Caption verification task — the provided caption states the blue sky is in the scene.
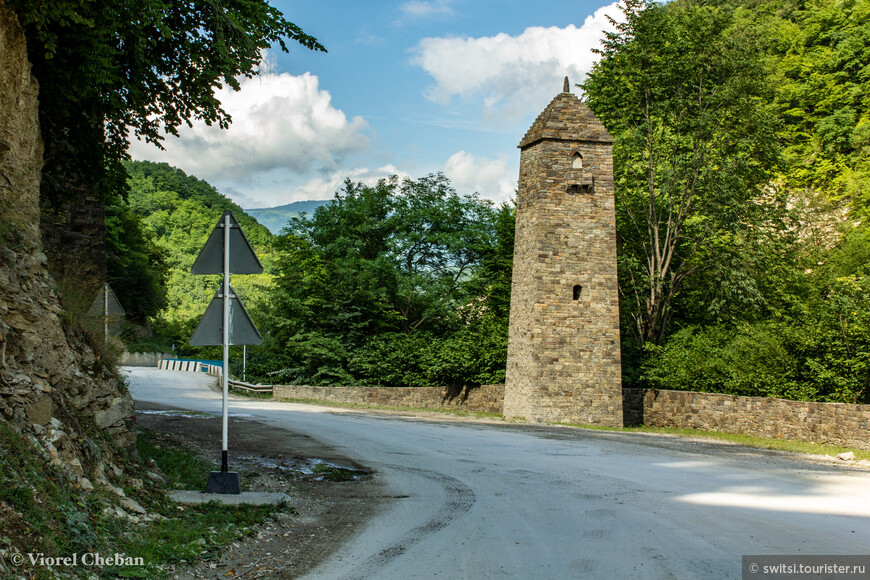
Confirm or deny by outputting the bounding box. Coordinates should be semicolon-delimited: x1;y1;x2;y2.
129;0;622;208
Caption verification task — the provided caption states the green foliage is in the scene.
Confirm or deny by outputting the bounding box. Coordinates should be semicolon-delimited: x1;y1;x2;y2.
11;0;324;210
105;194;168;325
123;160;273;354
795;275;870;403
643;268;870;403
348;333;435;388
583;0;782;349
760;0;870;217
252;174;511;388
426;318;509;387
642;323;804;399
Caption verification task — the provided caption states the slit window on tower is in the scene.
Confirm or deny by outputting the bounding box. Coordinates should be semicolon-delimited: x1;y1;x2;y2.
573;285;582;300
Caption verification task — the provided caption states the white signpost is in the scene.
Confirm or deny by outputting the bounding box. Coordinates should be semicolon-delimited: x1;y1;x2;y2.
190;210;263;494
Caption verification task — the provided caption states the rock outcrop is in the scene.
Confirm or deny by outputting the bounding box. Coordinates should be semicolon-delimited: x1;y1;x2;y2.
0;1;135;492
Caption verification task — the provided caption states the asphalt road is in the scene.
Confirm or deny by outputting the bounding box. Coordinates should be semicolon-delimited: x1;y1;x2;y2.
126;368;870;579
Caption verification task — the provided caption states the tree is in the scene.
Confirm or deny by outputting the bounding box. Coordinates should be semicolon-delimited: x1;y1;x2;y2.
10;0;324;207
104;194;168;325
256;174;506;387
464;202;515;322
763;0;870;217
292;174;496;335
582;0;781;347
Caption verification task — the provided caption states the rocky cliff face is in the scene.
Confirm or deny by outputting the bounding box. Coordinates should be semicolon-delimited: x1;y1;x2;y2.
0;1;135;492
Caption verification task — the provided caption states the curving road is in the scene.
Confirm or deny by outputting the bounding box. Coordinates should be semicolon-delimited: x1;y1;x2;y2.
126;368;870;579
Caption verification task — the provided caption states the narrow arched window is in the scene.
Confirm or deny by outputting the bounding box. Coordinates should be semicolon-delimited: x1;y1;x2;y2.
572;153;583;169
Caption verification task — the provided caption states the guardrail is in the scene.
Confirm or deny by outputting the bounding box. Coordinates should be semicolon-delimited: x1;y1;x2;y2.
227;379;272;393
158;359;273;394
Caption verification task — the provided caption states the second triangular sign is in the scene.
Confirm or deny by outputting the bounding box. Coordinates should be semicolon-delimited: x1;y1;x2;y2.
189;283;264;346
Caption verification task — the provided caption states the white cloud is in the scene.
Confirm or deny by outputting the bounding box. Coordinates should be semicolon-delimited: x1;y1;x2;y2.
128;69;369;185
283;164;415;204
400;0;454;18
411;2;623;120
442;151;516;202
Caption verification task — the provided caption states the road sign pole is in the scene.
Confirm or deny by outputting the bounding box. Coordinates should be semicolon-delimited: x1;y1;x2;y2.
192;210;261;494
221;212;230;473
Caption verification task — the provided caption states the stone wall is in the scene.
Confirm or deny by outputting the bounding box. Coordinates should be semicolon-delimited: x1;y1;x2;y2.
120;351;168;367
273;384;505;414
271;380;869;450
624;388;870;450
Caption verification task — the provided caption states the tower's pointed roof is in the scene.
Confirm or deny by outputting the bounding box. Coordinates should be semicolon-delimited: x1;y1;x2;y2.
519;78;613;149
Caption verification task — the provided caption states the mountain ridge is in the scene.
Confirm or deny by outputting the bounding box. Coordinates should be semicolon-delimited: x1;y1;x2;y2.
244;200;332;234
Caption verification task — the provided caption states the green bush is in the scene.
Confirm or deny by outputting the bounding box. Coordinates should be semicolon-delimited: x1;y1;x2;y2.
349;332;435;388
795;276;869;403
642;275;870;403
642;323;804;399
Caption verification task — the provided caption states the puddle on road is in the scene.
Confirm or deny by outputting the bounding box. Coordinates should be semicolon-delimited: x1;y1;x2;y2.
238;455;368;482
136;409;255;420
137;410;367;482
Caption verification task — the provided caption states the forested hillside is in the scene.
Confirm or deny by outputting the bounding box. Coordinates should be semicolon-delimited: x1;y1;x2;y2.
244;200;332;234
113;161;273;354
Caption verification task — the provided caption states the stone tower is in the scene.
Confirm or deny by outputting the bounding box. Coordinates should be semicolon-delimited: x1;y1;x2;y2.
503;78;623;427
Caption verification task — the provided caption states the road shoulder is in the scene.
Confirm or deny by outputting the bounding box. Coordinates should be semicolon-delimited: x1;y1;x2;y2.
135;402;386;579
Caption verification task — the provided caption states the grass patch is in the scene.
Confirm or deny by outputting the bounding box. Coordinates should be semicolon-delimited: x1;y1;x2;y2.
0;424;291;579
311;463;365;482
621;425;870;460
275;396;503;419
98;501;285;578
229;388;273;399
136;429;215;490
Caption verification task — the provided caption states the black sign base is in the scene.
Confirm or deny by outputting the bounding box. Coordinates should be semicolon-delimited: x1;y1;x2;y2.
205;471;241;494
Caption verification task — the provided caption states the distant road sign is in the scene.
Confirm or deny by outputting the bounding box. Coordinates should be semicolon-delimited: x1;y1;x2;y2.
191;210;264;275
189;283;264;346
87;283;126;317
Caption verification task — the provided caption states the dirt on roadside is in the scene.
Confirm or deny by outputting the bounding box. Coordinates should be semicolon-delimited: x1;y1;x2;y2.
134;402;386;579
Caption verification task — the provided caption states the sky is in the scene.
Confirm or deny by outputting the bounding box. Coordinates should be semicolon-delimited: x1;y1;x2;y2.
128;0;623;209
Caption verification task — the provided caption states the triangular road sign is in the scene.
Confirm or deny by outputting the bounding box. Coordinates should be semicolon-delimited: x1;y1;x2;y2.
191;210;264;275
87;283;126;316
189;283;264;346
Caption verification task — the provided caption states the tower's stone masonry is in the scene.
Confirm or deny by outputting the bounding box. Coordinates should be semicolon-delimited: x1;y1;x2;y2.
503;83;623;426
